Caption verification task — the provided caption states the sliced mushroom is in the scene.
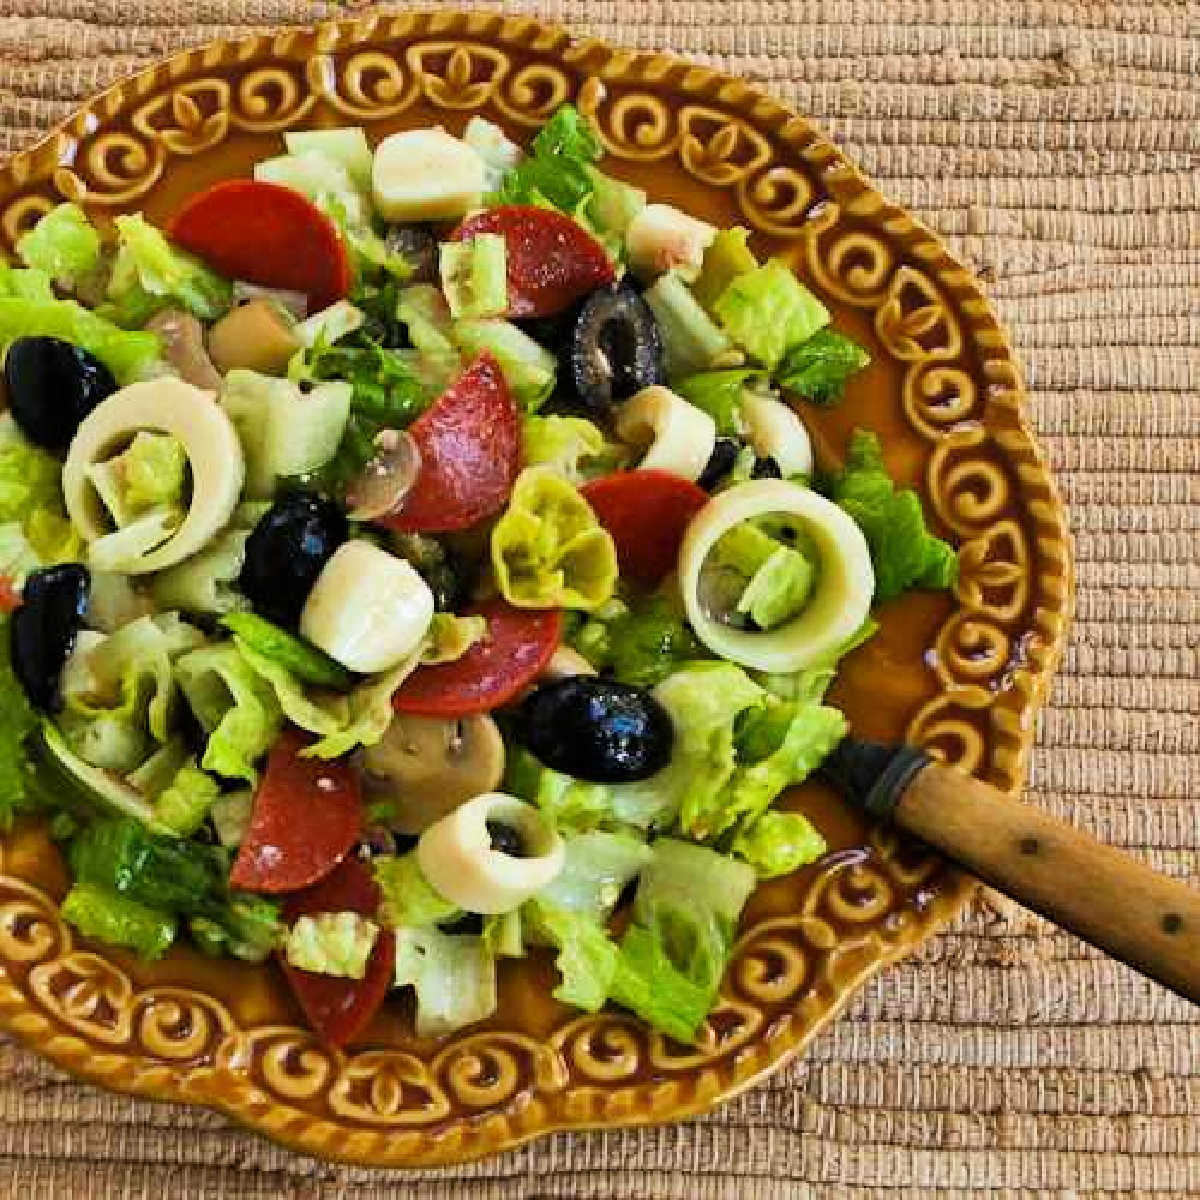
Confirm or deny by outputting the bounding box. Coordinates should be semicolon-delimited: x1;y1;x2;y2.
207;297;302;377
362;713;505;835
145;308;222;391
416;792;564;914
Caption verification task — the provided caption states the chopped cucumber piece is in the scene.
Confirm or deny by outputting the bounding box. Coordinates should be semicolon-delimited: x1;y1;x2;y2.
439;234;508;319
284;128;374;191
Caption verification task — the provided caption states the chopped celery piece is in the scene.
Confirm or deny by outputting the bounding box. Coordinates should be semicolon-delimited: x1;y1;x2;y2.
642;271;732;377
284;127;374;191
453;319;555;410
439;234;508;319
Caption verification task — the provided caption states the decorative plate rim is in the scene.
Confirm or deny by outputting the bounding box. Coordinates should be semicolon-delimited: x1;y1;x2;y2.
0;9;1073;1168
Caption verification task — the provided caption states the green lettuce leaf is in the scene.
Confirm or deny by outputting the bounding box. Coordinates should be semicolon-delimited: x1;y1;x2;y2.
754;615;879;703
0;415;83;572
692;226;758;312
0;266;54;302
521;414;621;482
16;203;103;291
0;297;159;383
0;615;44;831
284;911;379;979
525;898;620;1012
393;925;497;1037
222;612;351;689
490;104;604;212
534;830;651;923
102;213;232;326
152;759;220;836
374;853;461;928
730;809;826;878
61;880;176;960
673;369;763;436
776;327;870;406
825;428;958;602
712;259;829;370
174;641;283;783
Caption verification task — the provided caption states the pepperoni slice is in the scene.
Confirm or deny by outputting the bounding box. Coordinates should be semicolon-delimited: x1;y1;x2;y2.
393;598;562;717
451;205;615;318
0;576;20;614
230;728;362;894
580;470;711;588
279;854;395;1048
168;180;351;313
383;353;520;534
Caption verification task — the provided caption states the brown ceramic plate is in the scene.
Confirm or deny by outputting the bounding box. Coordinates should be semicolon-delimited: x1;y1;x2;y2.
0;11;1071;1167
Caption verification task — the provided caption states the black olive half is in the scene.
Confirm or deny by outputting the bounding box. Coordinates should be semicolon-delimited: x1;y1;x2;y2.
4;337;117;453
518;676;674;784
697;437;740;491
486;820;526;858
238;494;347;628
568;283;665;414
750;455;782;480
11;564;90;712
438;911;484;936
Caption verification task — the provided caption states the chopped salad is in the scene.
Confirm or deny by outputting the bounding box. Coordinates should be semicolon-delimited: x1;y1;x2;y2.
0;107;957;1046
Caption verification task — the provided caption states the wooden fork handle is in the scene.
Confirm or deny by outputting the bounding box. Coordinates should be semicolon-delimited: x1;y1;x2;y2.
896;763;1200;1004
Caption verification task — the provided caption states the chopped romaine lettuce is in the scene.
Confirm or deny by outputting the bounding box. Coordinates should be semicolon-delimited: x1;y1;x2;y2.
61;880;176;959
16;203;103;291
87;507;181;574
152;759;219;836
570;588;704;688
374;853;461;928
453;319;555;410
521;415;622;482
0;415;82;570
504;747;614;832
525;898;619;1012
0;615;44;831
824;428;958;602
285;911;379;979
633;838;756;931
102;213;232;326
189;891;283;962
483;908;524;959
150;528;250;617
294;299;364;349
490;103;604;212
0;522;41;589
396;283;457;359
736;543;816;630
0;266;54;302
731;809;826;878
0;297;159;384
712;259;829;370
776;327;870;406
124;737;188;797
491;466;618;611
534;830;651;922
174;641;283;783
210;789;254;848
439;234;508;319
643;271;732;377
222;612;351;689
753;616;878;703
393;925;497;1037
673;369;763;436
692;226;758;312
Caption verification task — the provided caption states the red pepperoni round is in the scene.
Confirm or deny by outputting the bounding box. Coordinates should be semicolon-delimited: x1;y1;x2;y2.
452;205;615;318
279;854;395;1048
168;180;351;313
393;598;562;718
230;728;362;894
383;353;520;534
580;470;711;588
0;576;20;614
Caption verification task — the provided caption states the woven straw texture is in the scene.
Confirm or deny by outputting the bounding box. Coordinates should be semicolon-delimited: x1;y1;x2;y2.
1;2;1198;1196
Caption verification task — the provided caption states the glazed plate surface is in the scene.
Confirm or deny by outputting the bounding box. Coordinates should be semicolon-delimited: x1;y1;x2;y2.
0;11;1071;1167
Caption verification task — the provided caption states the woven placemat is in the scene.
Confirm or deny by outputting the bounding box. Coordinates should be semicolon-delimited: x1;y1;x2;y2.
2;2;1198;1196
